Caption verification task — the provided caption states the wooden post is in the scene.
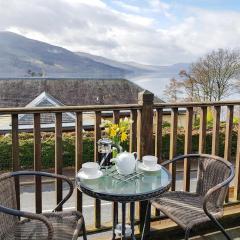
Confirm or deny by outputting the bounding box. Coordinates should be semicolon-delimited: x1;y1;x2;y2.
130;110;137;153
169;108;178;191
34;113;42;213
224;105;234;202
234;117;240;200
12;114;20;210
155;108;163;216
137;90;154;158
212;106;221;155
199;107;207;154
94;111;101;228
155;108;163;163
55;113;63;211
137;90;154;236
113;110;120;226
75;112;83;212
113;110;120;124
184;107;193;192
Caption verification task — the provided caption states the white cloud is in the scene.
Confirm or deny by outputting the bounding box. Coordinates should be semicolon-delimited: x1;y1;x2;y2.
1;1;240;65
114;1;141;13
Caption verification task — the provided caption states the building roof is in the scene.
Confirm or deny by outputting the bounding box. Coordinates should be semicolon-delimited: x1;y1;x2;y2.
18;91;76;125
0;78;162;108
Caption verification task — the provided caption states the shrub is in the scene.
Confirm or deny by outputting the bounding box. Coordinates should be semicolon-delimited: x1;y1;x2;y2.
0;133;94;171
0;129;237;171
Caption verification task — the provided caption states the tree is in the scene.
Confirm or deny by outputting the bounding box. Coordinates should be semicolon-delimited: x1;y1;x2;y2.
180;49;240;101
163;78;183;102
179;70;198;102
26;69;45;77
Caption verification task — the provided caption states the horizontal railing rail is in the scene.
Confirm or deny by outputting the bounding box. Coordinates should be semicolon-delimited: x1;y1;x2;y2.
154;100;240;108
0;104;141;114
1;99;240;113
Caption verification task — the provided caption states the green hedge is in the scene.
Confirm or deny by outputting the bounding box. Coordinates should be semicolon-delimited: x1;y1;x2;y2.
0;129;238;171
160;130;238;160
0;133;94;170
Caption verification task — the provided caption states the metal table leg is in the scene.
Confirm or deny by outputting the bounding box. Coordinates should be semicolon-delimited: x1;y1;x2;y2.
141;200;151;240
122;202;126;240
112;202;118;240
130;202;136;240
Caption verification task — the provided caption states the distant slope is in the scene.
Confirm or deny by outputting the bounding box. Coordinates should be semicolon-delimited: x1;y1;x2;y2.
76;52;190;77
0;31;130;78
75;51;146;74
125;61;190;74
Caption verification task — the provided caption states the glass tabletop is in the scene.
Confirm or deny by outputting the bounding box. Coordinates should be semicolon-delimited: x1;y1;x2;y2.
76;165;172;202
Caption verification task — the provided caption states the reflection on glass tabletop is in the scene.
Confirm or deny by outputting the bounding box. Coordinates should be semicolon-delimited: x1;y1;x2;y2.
76;165;171;201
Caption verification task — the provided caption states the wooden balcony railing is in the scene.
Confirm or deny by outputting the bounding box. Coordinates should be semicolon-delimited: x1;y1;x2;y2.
1;90;240;235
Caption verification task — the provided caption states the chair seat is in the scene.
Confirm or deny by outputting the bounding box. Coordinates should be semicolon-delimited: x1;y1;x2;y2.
151;191;222;230
2;210;83;240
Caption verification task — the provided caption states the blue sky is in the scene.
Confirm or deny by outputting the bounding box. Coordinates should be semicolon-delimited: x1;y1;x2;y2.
104;0;240;27
1;0;240;65
105;0;240;11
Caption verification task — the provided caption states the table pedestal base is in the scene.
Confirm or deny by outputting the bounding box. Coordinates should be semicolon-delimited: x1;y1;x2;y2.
112;202;136;240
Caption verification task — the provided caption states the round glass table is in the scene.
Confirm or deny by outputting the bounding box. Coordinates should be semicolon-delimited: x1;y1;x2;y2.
76;165;171;240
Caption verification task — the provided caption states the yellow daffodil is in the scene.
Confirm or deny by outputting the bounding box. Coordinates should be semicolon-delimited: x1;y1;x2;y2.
102;117;131;144
120;126;126;132
121;132;128;142
110;128;117;137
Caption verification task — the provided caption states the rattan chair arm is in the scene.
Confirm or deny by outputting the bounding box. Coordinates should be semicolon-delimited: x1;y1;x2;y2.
0;205;54;240
161;153;201;167
203;164;235;215
6;171;74;212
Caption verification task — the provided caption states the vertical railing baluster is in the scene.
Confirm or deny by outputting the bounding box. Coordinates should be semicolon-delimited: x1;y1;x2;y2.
234;112;240;200
94;111;101;228
154;108;163;216
34;113;42;213
155;108;163;163
169;108;178;191
224;105;234;202
12;114;20;210
184;107;193;192
199;107;207;154
113;110;120;124
137;108;142;161
212;106;221;155
130;110;137;153
129;109;138;221
75;112;83;212
113;110;120;227
55;112;63;211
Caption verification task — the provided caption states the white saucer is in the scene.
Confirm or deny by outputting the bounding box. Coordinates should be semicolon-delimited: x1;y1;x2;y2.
138;162;162;172
77;169;103;180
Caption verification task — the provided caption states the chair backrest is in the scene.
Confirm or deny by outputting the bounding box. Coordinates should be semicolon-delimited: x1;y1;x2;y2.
196;155;232;208
0;174;18;237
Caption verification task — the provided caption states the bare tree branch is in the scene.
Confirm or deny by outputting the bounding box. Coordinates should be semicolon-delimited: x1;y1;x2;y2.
179;48;240;101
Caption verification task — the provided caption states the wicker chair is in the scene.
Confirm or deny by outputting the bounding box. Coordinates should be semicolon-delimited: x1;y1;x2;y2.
0;171;87;240
151;154;234;240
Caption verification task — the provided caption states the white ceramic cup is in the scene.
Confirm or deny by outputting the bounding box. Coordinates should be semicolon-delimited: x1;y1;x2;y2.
82;162;100;176
142;155;158;168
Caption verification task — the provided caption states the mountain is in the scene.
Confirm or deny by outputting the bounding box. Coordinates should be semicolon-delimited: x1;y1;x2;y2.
0;31;130;78
0;31;190;79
